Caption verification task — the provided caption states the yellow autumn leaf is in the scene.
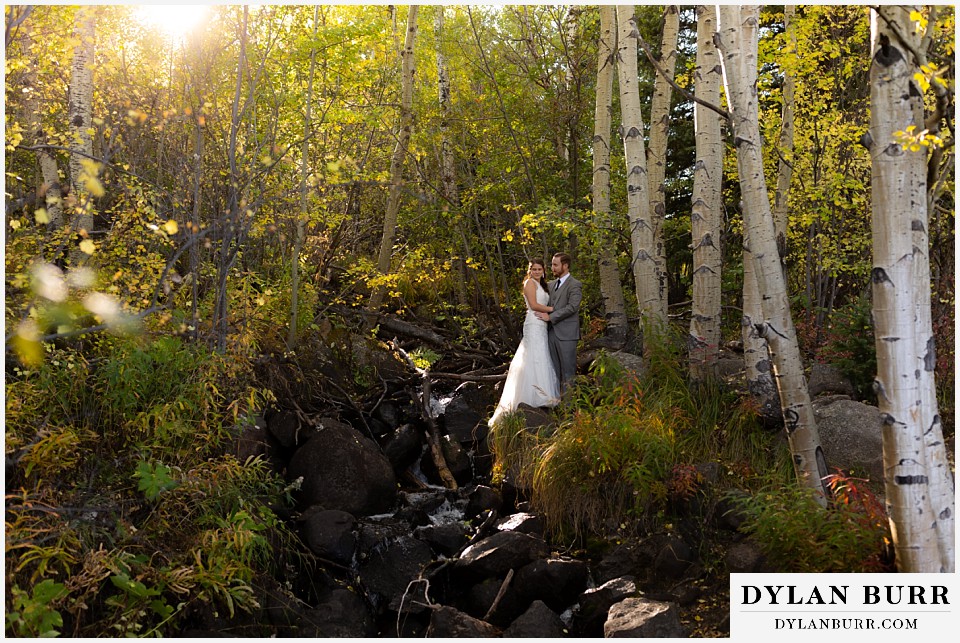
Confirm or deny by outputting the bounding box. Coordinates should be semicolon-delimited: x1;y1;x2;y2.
79;239;97;255
34;208;49;224
13;320;43;367
10;219;21;230
83;174;105;197
163;220;179;235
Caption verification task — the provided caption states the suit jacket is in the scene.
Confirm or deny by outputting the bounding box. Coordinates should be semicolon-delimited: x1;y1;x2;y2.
548;275;582;341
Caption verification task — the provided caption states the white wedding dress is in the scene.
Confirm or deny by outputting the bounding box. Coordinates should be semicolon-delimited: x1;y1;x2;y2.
489;281;560;426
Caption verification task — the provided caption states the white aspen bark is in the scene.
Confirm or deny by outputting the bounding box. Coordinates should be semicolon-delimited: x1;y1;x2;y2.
616;6;662;330
869;5;943;573
593;5;627;345
688;5;722;381
21;27;63;228
647;5;679;321
436;7;470;310
369;5;418;313
716;5;826;504
68;6;95;250
287;6;320;350
772;5;796;248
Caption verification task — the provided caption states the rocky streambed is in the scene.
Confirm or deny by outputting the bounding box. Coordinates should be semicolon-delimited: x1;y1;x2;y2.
180;343;890;638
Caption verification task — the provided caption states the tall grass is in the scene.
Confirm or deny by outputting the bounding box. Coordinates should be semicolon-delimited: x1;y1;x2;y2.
488;331;792;541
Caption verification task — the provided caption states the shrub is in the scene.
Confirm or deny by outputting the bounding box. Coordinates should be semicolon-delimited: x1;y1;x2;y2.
731;471;892;572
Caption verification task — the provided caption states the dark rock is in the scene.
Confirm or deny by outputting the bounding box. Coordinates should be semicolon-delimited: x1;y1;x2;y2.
726;539;767;573
358;536;434;612
503;600;566;638
266;409;306;448
592;542;649;585
696;461;721;485
717;357;744;377
401;490;448;514
296;588;375;637
426;606;500;638
374;400;401;428
393;505;431;528
455;531;550;579
495;512;545;537
808;363;855;398
812;397;884;484
443;382;495;445
465;485;502;519
573;576;637;637
604;597;684;638
515;403;555;432
714;491;750;532
357;518;411;554
300;509;357;567
415;523;469;557
287;418;397;516
460;576;502;620
672;580;704;606
234;422;275;465
608;350;646;378
653;535;694;580
421;436;472;486
382;423;424;473
511;558;589;612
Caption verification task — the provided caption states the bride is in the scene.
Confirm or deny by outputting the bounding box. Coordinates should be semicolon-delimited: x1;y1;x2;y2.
489;259;560;426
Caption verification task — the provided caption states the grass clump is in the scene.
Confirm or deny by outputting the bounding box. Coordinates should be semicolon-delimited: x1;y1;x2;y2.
490;334;791;541
730;471;892;572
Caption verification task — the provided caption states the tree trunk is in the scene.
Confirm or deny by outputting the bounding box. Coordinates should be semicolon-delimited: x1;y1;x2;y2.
772;5;796;250
369;5;418;313
688;5;722;381
646;5;679;320
615;6;661;331
20;26;64;230
287;6;320;350
868;5;946;572
716;5;827;504
67;6;95;261
593;5;627;346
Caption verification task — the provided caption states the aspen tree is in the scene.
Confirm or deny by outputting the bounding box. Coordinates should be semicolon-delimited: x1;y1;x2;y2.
868;5;947;572
688;5;723;381
593;5;628;346
369;6;419;313
716;5;827;503
616;6;662;330
68;7;95;261
647;5;680;321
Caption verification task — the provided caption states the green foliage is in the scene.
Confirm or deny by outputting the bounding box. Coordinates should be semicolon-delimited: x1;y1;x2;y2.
134;460;180;500
732;471;892;572
6;579;69;637
492;334;791;541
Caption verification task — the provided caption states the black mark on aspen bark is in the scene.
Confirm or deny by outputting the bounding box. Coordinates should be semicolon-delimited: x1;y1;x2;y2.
895;475;928;485
874;34;903;66
871;267;892;284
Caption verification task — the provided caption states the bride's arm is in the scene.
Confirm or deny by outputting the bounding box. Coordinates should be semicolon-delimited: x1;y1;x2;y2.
523;279;553;313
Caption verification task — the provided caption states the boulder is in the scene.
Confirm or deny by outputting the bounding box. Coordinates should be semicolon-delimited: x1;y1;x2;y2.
573;576;637;637
607;350;646;378
382;423;423;473
465;485;503;519
426;606;500;638
604;597;684;638
503;600;566;638
266;409;308;449
358;536;434;612
300;509;357;566
421;435;472;486
510;558;589;612
653;535;695;580
495;512;545;537
812;397;883;483
807;363;855;398
415;523;469;557
296;588;375;637
287;418;397;516
455;531;550;579
713;490;750;532
442;382;495;445
234;422;277;467
725;539;767;573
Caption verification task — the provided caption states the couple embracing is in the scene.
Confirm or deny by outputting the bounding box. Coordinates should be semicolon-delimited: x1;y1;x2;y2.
489;253;582;426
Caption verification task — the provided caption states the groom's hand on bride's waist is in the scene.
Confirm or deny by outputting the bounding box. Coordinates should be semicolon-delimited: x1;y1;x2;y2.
534;311;550;321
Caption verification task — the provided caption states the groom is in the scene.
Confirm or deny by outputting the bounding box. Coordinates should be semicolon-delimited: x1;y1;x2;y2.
535;252;582;393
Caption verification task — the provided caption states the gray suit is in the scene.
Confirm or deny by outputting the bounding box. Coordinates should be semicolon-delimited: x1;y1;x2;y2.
547;274;582;391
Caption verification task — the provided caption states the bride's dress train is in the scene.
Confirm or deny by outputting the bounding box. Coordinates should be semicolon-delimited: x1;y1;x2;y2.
489;284;559;425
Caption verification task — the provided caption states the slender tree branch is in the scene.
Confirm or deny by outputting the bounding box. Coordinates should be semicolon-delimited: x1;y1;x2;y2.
636;32;731;122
